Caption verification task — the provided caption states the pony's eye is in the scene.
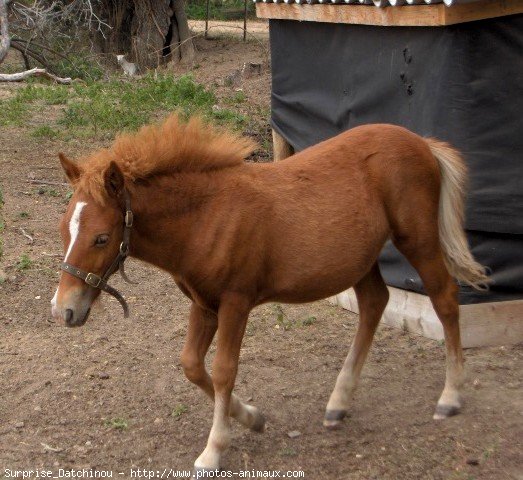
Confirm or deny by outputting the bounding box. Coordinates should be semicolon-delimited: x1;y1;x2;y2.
94;234;109;247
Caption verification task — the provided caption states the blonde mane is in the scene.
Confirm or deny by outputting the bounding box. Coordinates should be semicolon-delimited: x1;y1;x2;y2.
77;114;256;204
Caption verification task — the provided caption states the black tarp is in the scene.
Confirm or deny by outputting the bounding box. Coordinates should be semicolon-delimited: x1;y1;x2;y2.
270;15;523;304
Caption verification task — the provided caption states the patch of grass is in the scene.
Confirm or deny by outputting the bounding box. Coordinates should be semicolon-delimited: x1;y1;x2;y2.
224;91;247;105
0;98;30;126
211;107;246;127
31;125;59;139
1;74;247;139
55;54;104;81
36;186;61;197
273;304;293;331
273;305;316;331
16;83;69;105
17;211;30;219
104;417;128;430
300;316;316;327
58;73;231;137
171;404;189;418
17;253;33;271
279;447;297;457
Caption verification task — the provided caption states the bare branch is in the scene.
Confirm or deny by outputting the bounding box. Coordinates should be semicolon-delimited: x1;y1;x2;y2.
19;227;34;244
0;66;71;83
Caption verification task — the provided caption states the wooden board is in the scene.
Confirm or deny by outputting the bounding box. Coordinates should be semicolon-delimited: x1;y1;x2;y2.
331;287;523;348
256;0;523;26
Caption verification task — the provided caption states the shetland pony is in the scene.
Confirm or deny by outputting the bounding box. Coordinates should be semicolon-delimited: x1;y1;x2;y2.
51;114;487;473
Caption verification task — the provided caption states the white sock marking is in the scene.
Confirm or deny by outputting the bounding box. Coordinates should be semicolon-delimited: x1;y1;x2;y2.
64;201;87;262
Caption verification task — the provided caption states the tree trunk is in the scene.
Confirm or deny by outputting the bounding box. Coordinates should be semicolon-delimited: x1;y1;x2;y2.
171;0;195;63
131;0;171;69
93;0;195;71
0;0;11;65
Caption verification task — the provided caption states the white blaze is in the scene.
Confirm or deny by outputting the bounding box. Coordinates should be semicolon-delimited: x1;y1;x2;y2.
64;201;87;262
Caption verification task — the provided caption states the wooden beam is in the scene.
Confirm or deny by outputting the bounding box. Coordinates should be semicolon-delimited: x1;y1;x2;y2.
256;0;523;26
331;287;523;348
272;129;294;160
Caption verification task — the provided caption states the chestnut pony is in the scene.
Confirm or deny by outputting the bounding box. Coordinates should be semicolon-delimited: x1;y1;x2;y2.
52;114;487;473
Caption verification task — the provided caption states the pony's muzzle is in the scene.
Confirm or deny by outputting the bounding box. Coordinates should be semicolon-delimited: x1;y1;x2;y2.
52;284;98;327
64;307;91;327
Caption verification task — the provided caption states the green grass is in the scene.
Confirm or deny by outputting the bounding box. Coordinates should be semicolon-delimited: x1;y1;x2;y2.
224;91;246;105
16;211;30;219
104;417;128;430
31;125;59;139
0;74;245;138
171;404;189;418
54;54;104;81
36;186;61;197
0;98;30;126
279;447;297;457
273;304;317;331
16;253;33;271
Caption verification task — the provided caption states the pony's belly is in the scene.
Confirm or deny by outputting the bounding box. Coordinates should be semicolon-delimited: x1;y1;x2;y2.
258;262;371;305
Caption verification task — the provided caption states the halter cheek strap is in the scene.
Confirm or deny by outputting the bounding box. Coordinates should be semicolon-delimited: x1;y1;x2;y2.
60;190;135;318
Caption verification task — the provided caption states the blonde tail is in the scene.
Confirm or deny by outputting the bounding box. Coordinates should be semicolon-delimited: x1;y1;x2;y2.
426;139;489;290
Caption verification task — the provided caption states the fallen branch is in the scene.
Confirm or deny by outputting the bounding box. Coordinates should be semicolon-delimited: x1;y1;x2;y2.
28;179;68;187
0;67;71;83
42;252;62;258
41;442;63;453
19;227;34;244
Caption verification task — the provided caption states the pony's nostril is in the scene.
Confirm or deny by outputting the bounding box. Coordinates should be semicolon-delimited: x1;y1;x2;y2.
65;309;73;324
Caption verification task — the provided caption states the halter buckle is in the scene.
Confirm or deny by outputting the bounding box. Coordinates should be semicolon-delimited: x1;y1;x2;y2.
119;242;130;255
85;272;102;288
125;210;133;227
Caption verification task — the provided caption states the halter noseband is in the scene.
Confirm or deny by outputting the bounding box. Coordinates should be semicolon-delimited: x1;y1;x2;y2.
60;190;135;318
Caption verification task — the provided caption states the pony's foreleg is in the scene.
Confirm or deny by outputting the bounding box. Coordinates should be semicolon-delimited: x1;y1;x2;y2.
193;295;252;473
324;264;389;429
180;303;265;431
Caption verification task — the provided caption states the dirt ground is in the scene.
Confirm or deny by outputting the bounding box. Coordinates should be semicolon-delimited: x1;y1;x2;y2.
0;24;522;480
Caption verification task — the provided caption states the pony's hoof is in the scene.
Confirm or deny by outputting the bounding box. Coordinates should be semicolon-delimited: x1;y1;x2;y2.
433;403;461;420
323;409;347;429
250;411;266;433
192;467;220;479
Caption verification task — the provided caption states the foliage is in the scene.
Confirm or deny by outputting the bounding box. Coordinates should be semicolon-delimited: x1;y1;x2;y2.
186;0;255;20
54;54;104;81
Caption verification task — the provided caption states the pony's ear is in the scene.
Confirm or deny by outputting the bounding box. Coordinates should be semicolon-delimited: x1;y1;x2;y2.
59;152;82;184
104;161;125;198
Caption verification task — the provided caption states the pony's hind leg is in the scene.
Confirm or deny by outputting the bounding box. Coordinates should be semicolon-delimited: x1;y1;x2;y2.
394;239;464;420
180;302;265;432
324;263;389;429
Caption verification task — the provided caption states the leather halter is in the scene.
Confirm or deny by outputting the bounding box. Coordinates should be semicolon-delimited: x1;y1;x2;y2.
60;191;135;318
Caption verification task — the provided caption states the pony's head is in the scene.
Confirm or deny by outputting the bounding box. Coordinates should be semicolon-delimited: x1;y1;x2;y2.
51;153;128;327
